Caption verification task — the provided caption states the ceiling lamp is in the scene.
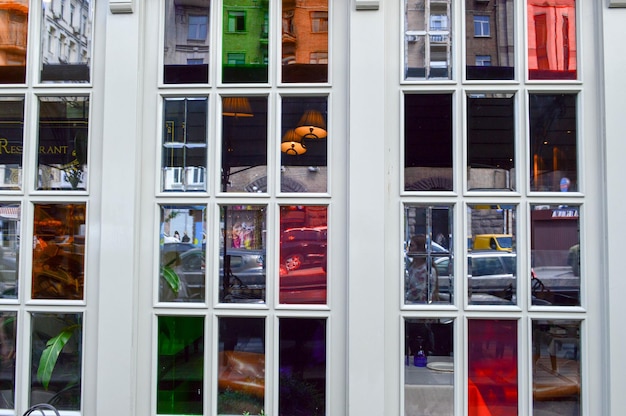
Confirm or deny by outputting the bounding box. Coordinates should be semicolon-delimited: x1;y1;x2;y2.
281;130;306;155
294;109;327;139
222;97;254;117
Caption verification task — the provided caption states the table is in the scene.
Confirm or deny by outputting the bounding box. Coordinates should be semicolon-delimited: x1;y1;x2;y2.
404;357;454;416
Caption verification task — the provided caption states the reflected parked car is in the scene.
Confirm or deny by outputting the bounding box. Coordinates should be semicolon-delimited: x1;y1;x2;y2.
280;226;327;271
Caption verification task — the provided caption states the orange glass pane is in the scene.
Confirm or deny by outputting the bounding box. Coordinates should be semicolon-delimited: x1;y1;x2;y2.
32;203;85;300
0;0;28;84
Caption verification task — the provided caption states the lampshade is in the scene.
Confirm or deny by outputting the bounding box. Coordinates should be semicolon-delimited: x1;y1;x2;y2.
281;130;307;155
294;109;327;139
222;97;254;117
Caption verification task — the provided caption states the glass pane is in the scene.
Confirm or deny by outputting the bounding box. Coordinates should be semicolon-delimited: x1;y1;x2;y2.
404;204;453;305
279;205;327;304
0;311;16;408
157;316;204;415
468;319;517;415
219;205;266;303
40;0;93;83
162;98;208;192
0;97;24;190
221;96;267;193
37;96;89;191
0;1;28;84
159;205;207;302
163;0;211;84
404;94;453;191
0;203;19;299
30;313;82;410
530;205;580;306
32;203;86;300
280;96;328;193
529;93;577;192
465;0;514;80
467;93;515;191
279;318;326;415
404;0;452;80
222;0;269;83
468;204;517;305
218;317;265;414
527;0;577;80
532;320;580;414
404;318;454;414
281;0;328;83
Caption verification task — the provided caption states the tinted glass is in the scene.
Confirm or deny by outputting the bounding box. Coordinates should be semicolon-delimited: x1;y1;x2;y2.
467;93;515;191
281;0;328;83
404;94;453;191
163;0;210;84
529;93;577;192
280;96;328;193
530;205;580;306
0;203;19;299
37;96;89;191
465;0;515;80
32;203;86;300
162;97;208;192
40;0;93;83
0;311;16;408
0;97;24;190
0;1;28;83
527;0;576;80
279;205;327;304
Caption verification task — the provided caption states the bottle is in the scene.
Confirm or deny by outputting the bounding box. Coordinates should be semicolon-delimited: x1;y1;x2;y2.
414;339;427;367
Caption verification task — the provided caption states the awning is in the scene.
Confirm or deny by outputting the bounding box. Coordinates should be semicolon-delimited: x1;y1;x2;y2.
0;206;20;220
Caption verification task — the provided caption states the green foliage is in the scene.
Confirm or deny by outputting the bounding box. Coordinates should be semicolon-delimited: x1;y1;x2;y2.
161;264;180;294
37;324;80;390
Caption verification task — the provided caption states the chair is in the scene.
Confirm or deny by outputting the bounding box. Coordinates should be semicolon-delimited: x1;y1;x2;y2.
22;403;60;416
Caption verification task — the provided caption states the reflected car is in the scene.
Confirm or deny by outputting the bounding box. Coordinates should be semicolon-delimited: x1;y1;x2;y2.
472;234;513;252
280;226;327;271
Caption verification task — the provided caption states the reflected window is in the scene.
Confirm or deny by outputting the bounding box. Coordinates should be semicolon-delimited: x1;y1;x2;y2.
228;11;245;32
280;97;328;193
0;311;16;407
0;0;28;84
219;205;266;303
159;205;207;303
162;98;208;192
529;93;577;192
528;0;577;80
404;94;452;191
279;205;327;304
282;0;328;83
163;0;210;84
40;0;93;83
157;316;204;415
0;203;19;299
218;317;265;413
404;205;453;305
221;96;267;193
467;93;515;191
32;203;85;300
0;97;24;190
37;96;89;191
475;55;491;66
404;318;454;414
530;205;580;306
474;15;490;37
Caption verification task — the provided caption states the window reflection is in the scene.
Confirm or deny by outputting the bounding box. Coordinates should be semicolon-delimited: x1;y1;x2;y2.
32;203;85;300
222;0;269;83
157;316;204;415
468;204;517;305
532;320;580;414
404;0;452;80
282;0;328;83
404;318;454;415
218;317;265;414
528;0;577;80
404;204;453;305
40;0;93;83
159;205;207;303
0;97;24;190
404;94;453;191
531;205;580;306
529;93;577;192
280;96;327;193
465;0;515;80
0;311;16;408
219;205;266;303
163;0;210;84
0;0;28;84
467;93;515;191
0;203;19;299
279;205;327;304
37;96;89;191
468;319;518;415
